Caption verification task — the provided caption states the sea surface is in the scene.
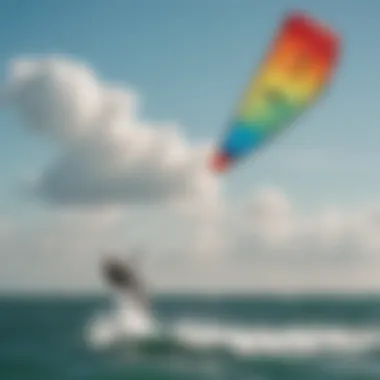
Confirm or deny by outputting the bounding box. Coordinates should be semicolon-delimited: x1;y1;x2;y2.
2;294;380;379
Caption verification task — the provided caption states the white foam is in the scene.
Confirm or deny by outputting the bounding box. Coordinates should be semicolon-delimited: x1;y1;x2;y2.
85;298;380;357
85;295;157;348
171;321;380;356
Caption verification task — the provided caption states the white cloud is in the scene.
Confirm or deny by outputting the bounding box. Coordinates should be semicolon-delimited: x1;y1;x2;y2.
5;56;220;210
2;55;380;293
243;187;295;248
0;185;379;293
228;187;380;276
0;208;123;293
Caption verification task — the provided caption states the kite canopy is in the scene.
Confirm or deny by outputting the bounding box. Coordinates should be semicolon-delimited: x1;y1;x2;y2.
210;12;341;173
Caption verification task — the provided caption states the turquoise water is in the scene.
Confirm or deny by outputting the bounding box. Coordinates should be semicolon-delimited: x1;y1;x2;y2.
2;295;380;379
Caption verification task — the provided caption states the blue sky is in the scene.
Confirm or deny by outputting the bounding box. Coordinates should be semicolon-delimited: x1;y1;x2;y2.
0;0;380;292
0;0;378;216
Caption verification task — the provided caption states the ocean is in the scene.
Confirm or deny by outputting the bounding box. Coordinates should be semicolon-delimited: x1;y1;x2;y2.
2;295;380;380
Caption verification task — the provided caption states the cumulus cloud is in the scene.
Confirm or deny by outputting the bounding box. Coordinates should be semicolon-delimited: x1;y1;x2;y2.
2;55;380;293
232;187;380;269
4;56;220;209
144;187;380;293
0;208;124;293
0;185;380;293
243;187;295;248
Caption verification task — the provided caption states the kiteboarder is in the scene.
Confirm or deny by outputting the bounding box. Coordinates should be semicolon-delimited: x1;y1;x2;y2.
101;254;149;311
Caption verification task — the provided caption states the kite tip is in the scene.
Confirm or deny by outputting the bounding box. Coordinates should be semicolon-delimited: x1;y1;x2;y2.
209;152;231;173
287;10;340;45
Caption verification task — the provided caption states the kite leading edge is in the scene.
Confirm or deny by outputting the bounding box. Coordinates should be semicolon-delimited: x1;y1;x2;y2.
210;12;341;173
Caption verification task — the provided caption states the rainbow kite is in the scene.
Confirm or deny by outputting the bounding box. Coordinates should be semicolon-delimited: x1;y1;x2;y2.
210;12;341;172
